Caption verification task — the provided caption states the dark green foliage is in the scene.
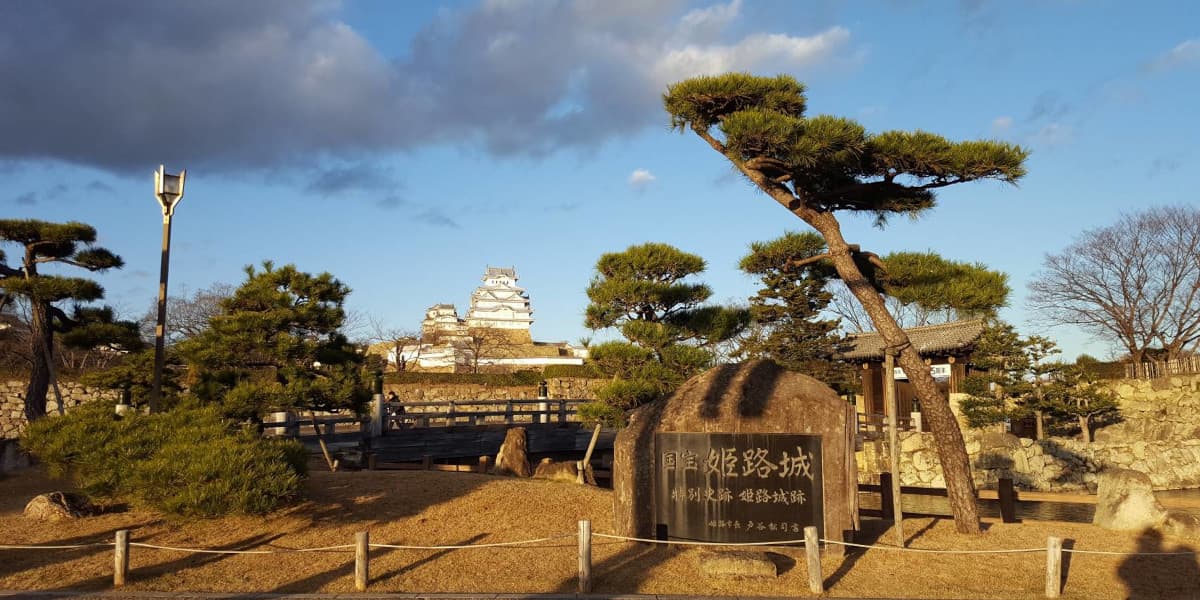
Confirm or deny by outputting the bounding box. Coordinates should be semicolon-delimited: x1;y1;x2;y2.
959;322;1035;428
0;219;137;421
737;231;852;389
21;403;305;516
1040;363;1121;442
80;349;184;408
584;244;748;419
664;74;1028;223
179;262;370;421
877;252;1009;318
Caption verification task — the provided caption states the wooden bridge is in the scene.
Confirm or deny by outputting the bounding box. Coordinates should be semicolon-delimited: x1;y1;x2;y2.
264;399;616;470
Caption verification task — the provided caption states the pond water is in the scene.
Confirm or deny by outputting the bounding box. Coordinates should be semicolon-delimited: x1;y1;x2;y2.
860;488;1200;523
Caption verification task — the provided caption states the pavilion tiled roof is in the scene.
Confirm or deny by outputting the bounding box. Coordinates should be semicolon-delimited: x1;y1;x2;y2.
841;319;986;361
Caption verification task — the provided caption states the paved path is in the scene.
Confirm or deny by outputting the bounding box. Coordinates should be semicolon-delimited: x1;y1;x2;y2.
1;593;891;600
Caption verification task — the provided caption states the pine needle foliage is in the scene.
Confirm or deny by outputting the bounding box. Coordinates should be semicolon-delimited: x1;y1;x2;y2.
737;231;852;390
0;219;138;421
179;262;369;422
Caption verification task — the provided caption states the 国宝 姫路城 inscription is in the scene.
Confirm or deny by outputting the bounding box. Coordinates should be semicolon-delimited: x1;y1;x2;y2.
655;432;823;543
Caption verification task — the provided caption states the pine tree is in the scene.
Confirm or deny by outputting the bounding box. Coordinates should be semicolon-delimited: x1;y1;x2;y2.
583;243;747;422
179;262;369;422
737;231;851;388
665;73;1028;533
0;219;136;421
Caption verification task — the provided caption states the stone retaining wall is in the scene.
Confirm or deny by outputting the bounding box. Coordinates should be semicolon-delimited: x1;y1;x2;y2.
859;430;1200;493
383;377;604;402
858;373;1200;492
0;380;119;440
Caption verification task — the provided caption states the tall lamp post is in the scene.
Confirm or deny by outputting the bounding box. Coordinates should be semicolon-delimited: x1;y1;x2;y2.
150;165;186;413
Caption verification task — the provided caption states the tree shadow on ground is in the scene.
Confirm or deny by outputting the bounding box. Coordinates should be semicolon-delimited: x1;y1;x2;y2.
0;523;159;579
550;540;674;594
369;533;487;587
1115;529;1200;599
47;532;284;591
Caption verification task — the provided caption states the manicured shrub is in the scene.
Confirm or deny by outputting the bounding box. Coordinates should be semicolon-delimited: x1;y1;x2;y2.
22;404;306;516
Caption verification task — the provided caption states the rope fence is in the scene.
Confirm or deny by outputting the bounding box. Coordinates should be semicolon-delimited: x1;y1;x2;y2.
4;521;1196;596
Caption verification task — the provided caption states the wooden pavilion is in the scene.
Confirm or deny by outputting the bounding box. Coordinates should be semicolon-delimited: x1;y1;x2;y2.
841;319;986;424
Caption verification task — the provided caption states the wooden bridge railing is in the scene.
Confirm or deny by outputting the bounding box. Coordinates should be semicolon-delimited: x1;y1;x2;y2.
385;399;588;429
857;412;916;440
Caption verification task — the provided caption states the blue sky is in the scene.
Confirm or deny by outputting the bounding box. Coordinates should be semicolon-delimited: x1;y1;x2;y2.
1;0;1197;361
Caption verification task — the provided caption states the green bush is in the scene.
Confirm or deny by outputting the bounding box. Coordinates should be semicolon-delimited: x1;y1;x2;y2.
577;401;626;428
22;404;306;516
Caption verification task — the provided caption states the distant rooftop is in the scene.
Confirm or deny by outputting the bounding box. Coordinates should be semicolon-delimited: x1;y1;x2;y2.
841;319;986;361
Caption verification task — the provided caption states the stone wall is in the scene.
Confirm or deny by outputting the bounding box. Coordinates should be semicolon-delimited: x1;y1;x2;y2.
860;430;1200;493
384;377;605;403
1;379;120;440
857;373;1200;492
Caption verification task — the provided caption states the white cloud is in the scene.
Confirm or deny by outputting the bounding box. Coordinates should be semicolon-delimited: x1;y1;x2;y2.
991;116;1013;133
0;1;856;171
1145;39;1200;73
652;28;851;83
628;168;657;188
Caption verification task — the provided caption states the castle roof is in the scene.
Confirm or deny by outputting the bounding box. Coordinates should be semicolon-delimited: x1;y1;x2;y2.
484;266;517;280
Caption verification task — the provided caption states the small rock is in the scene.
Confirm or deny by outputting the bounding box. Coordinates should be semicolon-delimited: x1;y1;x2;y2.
697;551;778;578
24;492;94;522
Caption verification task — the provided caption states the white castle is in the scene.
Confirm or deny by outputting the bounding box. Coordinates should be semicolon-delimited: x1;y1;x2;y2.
390;267;586;373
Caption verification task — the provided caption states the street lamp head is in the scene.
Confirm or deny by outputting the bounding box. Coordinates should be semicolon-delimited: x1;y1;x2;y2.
154;164;186;216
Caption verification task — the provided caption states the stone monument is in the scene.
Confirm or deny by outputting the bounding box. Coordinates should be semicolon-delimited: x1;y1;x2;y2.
614;360;858;547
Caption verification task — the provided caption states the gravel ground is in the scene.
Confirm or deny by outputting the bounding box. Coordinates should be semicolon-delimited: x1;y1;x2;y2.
2;468;1198;599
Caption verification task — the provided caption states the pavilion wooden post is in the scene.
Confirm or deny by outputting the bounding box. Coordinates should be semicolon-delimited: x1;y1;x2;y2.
884;352;904;546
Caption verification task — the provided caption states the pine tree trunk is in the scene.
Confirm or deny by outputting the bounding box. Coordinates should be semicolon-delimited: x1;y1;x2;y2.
24;301;52;422
1035;410;1045;440
1079;415;1091;443
815;215;982;534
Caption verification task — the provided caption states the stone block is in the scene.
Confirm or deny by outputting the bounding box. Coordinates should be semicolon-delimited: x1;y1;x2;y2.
1093;469;1167;531
697;551;778;579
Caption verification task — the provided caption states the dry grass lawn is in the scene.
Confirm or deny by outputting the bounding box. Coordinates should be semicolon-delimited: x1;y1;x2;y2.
2;467;1198;598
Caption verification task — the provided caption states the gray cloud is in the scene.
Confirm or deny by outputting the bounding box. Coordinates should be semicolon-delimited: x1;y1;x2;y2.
305;163;403;197
414;209;459;228
1025;91;1071;123
0;0;853;174
15;192;37;205
85;180;116;194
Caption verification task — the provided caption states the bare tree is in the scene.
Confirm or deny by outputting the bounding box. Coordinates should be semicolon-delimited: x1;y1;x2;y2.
1029;206;1200;364
139;283;233;344
462;327;517;373
365;313;421;372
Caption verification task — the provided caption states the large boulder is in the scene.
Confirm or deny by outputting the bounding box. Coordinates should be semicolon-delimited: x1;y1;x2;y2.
1093;469;1168;531
24;492;94;522
613;359;857;543
493;427;532;477
533;458;594;484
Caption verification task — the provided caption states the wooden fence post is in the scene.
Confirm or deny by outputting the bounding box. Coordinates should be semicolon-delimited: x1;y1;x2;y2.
370;394;384;438
505;401;514;424
422;455;432;470
998;477;1017;523
804;525;823;593
113;529;129;587
1045;536;1062;598
478;455;492;473
879;472;895;520
355;531;370;592
558;400;568;424
578;520;592;593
